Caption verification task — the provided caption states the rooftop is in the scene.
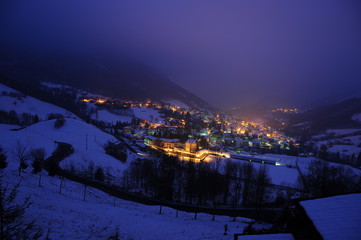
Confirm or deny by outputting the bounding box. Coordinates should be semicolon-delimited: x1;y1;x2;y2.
300;193;361;240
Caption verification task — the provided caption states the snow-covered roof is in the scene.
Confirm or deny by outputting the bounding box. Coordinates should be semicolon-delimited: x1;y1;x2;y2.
300;193;361;240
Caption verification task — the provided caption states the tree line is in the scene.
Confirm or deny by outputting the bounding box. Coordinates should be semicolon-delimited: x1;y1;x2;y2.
121;155;273;207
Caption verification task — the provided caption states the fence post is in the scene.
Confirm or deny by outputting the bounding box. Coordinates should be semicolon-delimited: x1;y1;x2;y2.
38;170;42;187
83;185;87;201
194;205;198;220
59;177;64;194
232;206;236;222
212;205;215;221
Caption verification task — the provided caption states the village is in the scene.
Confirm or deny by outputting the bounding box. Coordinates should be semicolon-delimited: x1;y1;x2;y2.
81;95;298;163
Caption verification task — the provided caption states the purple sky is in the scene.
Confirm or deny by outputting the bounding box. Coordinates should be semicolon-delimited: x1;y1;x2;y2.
2;0;361;108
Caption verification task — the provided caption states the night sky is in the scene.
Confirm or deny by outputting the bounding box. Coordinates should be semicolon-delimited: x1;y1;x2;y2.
1;0;361;109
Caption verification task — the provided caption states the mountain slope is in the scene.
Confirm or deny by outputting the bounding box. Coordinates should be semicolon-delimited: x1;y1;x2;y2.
286;98;361;136
0;53;214;111
0;83;78;120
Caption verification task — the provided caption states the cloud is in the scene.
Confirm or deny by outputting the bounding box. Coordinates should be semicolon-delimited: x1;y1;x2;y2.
2;0;361;108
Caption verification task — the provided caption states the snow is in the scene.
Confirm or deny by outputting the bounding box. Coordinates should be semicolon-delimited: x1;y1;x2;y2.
0;83;78;120
0;123;21;131
164;99;190;110
343;135;361;145
0;118;127;177
292;122;310;127
0;83;20;92
300;193;361;240
1;168;250;240
295;155;361;177
325;129;361;136
351;113;361;123
230;153;301;186
312;129;361;158
94;109;132;123
236;234;294;240
267;166;299;187
327;145;361;156
217;156;300;187
232;159;300;187
41;81;73;89
131;107;164;124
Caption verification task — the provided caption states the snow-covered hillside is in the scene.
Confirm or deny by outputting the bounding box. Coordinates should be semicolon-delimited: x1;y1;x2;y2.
1;166;249;240
0;83;78;120
131;107;165;124
352;113;361;124
93;109;132;124
163;99;190;110
311;129;361;162
89;107;165;125
228;154;300;187
325;128;361;136
0;118;130;177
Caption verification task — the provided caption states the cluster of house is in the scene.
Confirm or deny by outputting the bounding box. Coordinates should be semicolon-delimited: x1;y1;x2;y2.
144;136;198;153
131;113;294;155
82;94;296;155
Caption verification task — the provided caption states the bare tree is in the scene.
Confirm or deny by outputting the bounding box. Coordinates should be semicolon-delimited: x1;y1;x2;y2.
0;178;42;239
30;148;46;186
241;162;256;206
11;141;30;176
305;159;359;197
0;146;7;169
255;165;270;207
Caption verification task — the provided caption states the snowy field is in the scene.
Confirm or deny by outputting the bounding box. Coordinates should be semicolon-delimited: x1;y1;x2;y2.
41;81;74;90
314;136;361;157
93;109;133;124
163;99;190;110
295;155;361;177
352;113;361;124
131;107;164;124
327;144;361;156
1;167;250;240
0;83;78;120
209;155;300;187
325;128;361;136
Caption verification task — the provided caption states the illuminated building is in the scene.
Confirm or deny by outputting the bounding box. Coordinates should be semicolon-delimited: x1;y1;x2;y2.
184;139;198;153
144;136;180;149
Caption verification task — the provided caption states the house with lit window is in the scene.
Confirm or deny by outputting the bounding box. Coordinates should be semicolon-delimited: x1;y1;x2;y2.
184;139;198;153
144;136;180;149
